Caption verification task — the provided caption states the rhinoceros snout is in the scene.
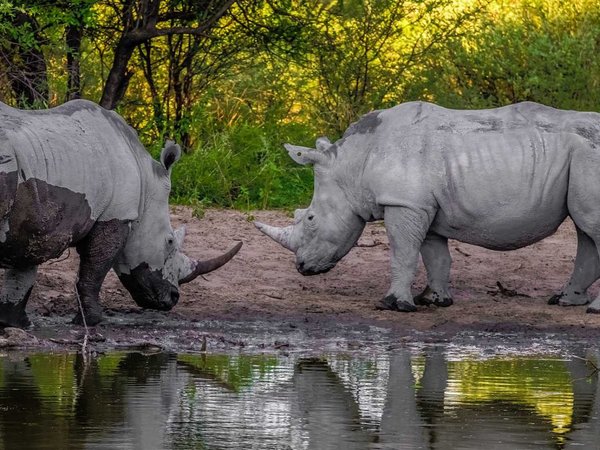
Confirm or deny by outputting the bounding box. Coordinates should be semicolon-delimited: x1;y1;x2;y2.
169;287;180;306
143;286;179;311
296;259;334;276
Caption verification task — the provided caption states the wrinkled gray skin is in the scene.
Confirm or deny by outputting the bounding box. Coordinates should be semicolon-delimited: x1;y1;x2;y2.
256;101;600;314
0;100;241;328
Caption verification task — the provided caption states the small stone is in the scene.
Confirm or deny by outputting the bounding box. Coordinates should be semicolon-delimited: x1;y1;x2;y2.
0;327;39;347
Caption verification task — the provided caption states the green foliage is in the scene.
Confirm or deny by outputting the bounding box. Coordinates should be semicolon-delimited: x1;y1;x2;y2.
411;0;600;111
169;120;315;209
177;353;279;392
2;0;600;209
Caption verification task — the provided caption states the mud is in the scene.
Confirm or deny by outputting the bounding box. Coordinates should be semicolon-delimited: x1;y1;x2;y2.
7;207;600;353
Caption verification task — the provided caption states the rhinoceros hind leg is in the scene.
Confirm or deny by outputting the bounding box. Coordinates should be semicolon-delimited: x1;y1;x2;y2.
73;220;129;326
0;266;37;328
550;226;598;307
418;234;453;307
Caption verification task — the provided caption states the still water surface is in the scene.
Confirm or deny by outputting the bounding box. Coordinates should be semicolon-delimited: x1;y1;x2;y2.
0;345;597;449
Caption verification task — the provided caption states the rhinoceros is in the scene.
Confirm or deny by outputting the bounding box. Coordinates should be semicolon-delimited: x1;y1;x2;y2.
256;101;600;314
0;99;241;328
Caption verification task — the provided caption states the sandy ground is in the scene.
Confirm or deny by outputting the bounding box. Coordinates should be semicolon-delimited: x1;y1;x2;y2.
7;207;600;352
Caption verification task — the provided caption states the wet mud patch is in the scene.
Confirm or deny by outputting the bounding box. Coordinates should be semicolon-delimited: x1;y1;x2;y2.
5;207;600;352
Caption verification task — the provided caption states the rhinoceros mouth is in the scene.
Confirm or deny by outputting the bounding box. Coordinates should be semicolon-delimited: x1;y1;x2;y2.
296;261;335;276
118;263;179;310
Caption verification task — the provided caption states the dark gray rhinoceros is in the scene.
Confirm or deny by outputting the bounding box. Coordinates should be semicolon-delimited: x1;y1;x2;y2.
0;99;241;327
256;101;600;314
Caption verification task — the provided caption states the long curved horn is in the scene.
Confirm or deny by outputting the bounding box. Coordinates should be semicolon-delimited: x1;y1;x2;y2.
254;222;296;252
179;241;242;284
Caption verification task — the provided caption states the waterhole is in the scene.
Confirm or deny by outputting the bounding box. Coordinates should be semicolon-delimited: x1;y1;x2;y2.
0;344;597;449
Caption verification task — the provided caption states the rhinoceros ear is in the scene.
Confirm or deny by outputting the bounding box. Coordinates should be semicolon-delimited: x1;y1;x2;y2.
160;140;182;172
284;142;330;167
315;136;332;152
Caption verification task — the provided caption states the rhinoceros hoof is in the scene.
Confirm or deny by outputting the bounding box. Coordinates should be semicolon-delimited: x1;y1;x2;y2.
414;286;433;306
72;311;103;327
375;295;399;311
586;306;600;314
435;297;453;307
414;288;453;308
396;301;417;312
549;292;590;306
560;294;590;306
547;294;563;305
0;302;31;329
376;295;417;312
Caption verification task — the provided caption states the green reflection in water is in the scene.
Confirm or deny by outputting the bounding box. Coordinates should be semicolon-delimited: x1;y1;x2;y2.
95;352;127;376
177;353;279;392
0;348;594;449
446;358;574;436
28;354;76;411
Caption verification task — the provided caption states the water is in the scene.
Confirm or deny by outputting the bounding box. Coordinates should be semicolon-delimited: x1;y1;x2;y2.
0;345;597;449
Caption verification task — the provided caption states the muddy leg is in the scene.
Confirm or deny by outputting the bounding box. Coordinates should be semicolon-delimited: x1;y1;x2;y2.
375;206;433;312
73;220;129;326
549;227;599;306
415;233;453;307
0;266;37;328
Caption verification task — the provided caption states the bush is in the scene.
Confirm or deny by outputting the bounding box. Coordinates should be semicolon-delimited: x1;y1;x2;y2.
166;121;316;210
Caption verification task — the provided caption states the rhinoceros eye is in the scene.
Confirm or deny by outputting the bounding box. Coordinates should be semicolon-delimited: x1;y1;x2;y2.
307;215;314;221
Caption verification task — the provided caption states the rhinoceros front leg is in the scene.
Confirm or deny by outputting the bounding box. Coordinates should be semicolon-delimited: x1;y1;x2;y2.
0;266;37;328
414;233;453;307
376;206;433;312
73;220;129;326
549;226;599;307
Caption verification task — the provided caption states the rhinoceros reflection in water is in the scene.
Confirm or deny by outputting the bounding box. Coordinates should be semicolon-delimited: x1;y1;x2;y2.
0;350;597;448
0;100;241;327
256;101;600;314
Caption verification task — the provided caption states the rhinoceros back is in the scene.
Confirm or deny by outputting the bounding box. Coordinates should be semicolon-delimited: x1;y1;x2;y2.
1;100;142;222
0;100;143;266
342;102;600;250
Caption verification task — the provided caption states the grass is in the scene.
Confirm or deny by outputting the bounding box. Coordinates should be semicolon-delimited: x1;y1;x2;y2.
162;122;316;211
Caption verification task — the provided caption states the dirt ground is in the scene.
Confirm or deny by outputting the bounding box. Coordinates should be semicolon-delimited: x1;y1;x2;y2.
9;207;600;352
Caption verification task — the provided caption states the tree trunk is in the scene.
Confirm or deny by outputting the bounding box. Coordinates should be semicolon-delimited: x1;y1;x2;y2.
66;24;83;101
99;0;235;111
7;11;48;107
99;39;137;110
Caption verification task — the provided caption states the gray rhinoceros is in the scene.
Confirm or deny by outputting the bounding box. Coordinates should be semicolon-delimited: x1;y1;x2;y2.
256;101;600;314
0;99;241;328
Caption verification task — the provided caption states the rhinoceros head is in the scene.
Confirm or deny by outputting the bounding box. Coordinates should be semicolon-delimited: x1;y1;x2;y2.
114;141;242;310
255;138;365;275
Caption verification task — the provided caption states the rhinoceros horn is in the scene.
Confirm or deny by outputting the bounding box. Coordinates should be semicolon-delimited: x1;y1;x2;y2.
254;222;297;252
179;241;243;284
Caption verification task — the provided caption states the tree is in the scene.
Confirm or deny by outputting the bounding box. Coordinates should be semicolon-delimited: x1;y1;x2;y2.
98;0;236;110
135;4;249;149
0;0;97;106
418;0;600;111
246;0;487;134
0;6;49;106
